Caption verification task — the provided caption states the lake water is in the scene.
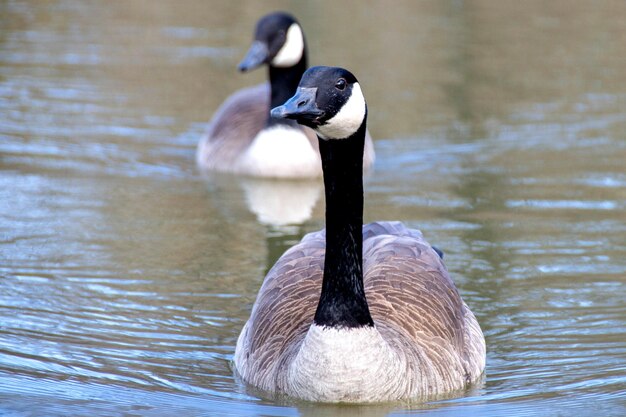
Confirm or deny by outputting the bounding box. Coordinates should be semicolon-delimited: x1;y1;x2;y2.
1;1;625;416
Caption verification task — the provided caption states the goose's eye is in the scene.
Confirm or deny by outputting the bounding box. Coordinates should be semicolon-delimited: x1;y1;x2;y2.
335;78;346;91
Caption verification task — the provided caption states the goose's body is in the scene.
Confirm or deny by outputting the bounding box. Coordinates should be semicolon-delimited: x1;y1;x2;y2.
234;66;485;402
235;222;485;402
197;83;323;178
196;12;375;178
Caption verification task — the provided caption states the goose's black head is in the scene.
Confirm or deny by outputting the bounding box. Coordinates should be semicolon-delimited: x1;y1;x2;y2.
271;66;367;140
238;12;306;72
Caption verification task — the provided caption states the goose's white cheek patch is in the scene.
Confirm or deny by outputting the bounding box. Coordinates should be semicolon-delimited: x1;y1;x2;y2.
271;24;304;67
316;83;366;140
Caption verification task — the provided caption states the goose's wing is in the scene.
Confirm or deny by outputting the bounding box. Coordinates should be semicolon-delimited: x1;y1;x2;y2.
362;222;462;341
196;83;269;172
362;221;484;384
234;230;325;391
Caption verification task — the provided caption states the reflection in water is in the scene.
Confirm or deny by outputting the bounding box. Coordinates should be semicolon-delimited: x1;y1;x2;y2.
1;0;626;416
200;172;322;272
240;178;322;227
199;172;322;228
296;402;395;417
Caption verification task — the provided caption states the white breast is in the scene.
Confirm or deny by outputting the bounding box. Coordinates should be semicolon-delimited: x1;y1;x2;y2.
282;325;409;402
238;126;321;178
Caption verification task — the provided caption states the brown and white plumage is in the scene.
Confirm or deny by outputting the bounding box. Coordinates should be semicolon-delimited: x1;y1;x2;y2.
196;12;374;178
235;222;485;401
196;83;321;176
234;66;485;402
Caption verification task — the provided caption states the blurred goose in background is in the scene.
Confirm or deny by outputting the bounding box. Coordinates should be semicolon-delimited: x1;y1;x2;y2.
234;66;485;403
196;12;375;178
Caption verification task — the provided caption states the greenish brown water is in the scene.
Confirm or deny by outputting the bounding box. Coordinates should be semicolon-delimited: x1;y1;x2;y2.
1;1;625;416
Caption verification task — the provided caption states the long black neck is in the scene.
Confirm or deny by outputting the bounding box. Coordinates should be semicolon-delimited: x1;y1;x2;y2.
313;119;374;328
266;52;307;128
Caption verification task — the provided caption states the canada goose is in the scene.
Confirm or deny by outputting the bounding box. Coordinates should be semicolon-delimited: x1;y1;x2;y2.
234;67;486;402
196;12;375;178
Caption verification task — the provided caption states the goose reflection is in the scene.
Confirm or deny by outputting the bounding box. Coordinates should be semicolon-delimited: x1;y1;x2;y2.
197;171;322;228
240;178;322;227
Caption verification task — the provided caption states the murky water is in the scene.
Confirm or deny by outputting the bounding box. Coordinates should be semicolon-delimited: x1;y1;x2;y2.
1;1;625;416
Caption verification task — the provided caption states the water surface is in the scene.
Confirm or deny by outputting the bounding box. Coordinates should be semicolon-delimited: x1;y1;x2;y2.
1;1;625;416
